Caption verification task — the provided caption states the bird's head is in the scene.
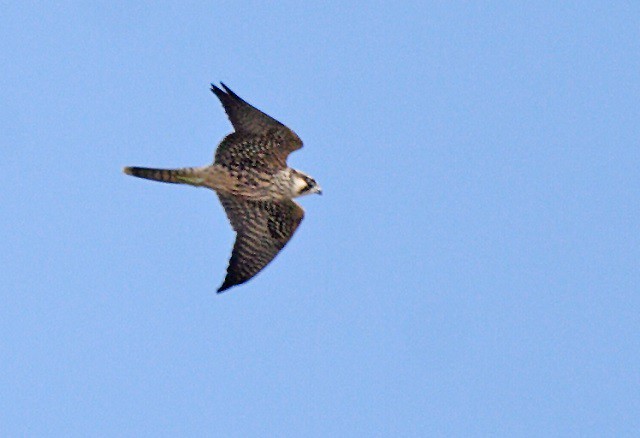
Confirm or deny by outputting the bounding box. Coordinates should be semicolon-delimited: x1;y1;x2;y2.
291;170;322;197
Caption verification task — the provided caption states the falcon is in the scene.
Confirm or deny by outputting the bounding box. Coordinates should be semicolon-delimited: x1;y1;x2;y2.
124;83;321;293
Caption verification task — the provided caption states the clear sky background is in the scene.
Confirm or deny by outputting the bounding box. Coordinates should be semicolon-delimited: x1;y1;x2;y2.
1;2;638;436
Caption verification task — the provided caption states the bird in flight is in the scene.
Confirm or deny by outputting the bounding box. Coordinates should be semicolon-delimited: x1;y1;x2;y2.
124;83;322;293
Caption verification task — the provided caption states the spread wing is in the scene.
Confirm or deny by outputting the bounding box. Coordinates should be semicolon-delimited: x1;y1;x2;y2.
216;195;305;293
210;83;303;169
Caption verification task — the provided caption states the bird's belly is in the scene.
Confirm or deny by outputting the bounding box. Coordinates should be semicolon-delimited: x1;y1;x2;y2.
206;169;289;200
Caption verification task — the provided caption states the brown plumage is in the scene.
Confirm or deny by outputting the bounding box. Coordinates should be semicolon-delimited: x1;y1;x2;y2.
124;83;321;293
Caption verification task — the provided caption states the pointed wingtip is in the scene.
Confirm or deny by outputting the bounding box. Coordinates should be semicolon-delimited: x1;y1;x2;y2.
217;279;233;293
217;272;245;293
123;166;133;175
220;82;241;100
210;82;223;95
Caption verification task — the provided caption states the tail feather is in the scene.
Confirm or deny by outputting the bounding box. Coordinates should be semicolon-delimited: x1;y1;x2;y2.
123;166;204;185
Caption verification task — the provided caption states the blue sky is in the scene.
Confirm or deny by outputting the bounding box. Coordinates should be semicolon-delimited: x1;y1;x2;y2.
1;1;638;436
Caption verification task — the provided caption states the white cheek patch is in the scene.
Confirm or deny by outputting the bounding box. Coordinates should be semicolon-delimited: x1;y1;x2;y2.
294;177;308;193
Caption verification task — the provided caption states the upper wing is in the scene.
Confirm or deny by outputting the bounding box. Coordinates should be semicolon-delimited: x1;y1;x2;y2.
210;83;303;165
213;132;289;172
216;194;305;293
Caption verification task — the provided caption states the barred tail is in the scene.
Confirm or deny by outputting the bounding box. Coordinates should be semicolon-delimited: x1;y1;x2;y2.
123;166;204;186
